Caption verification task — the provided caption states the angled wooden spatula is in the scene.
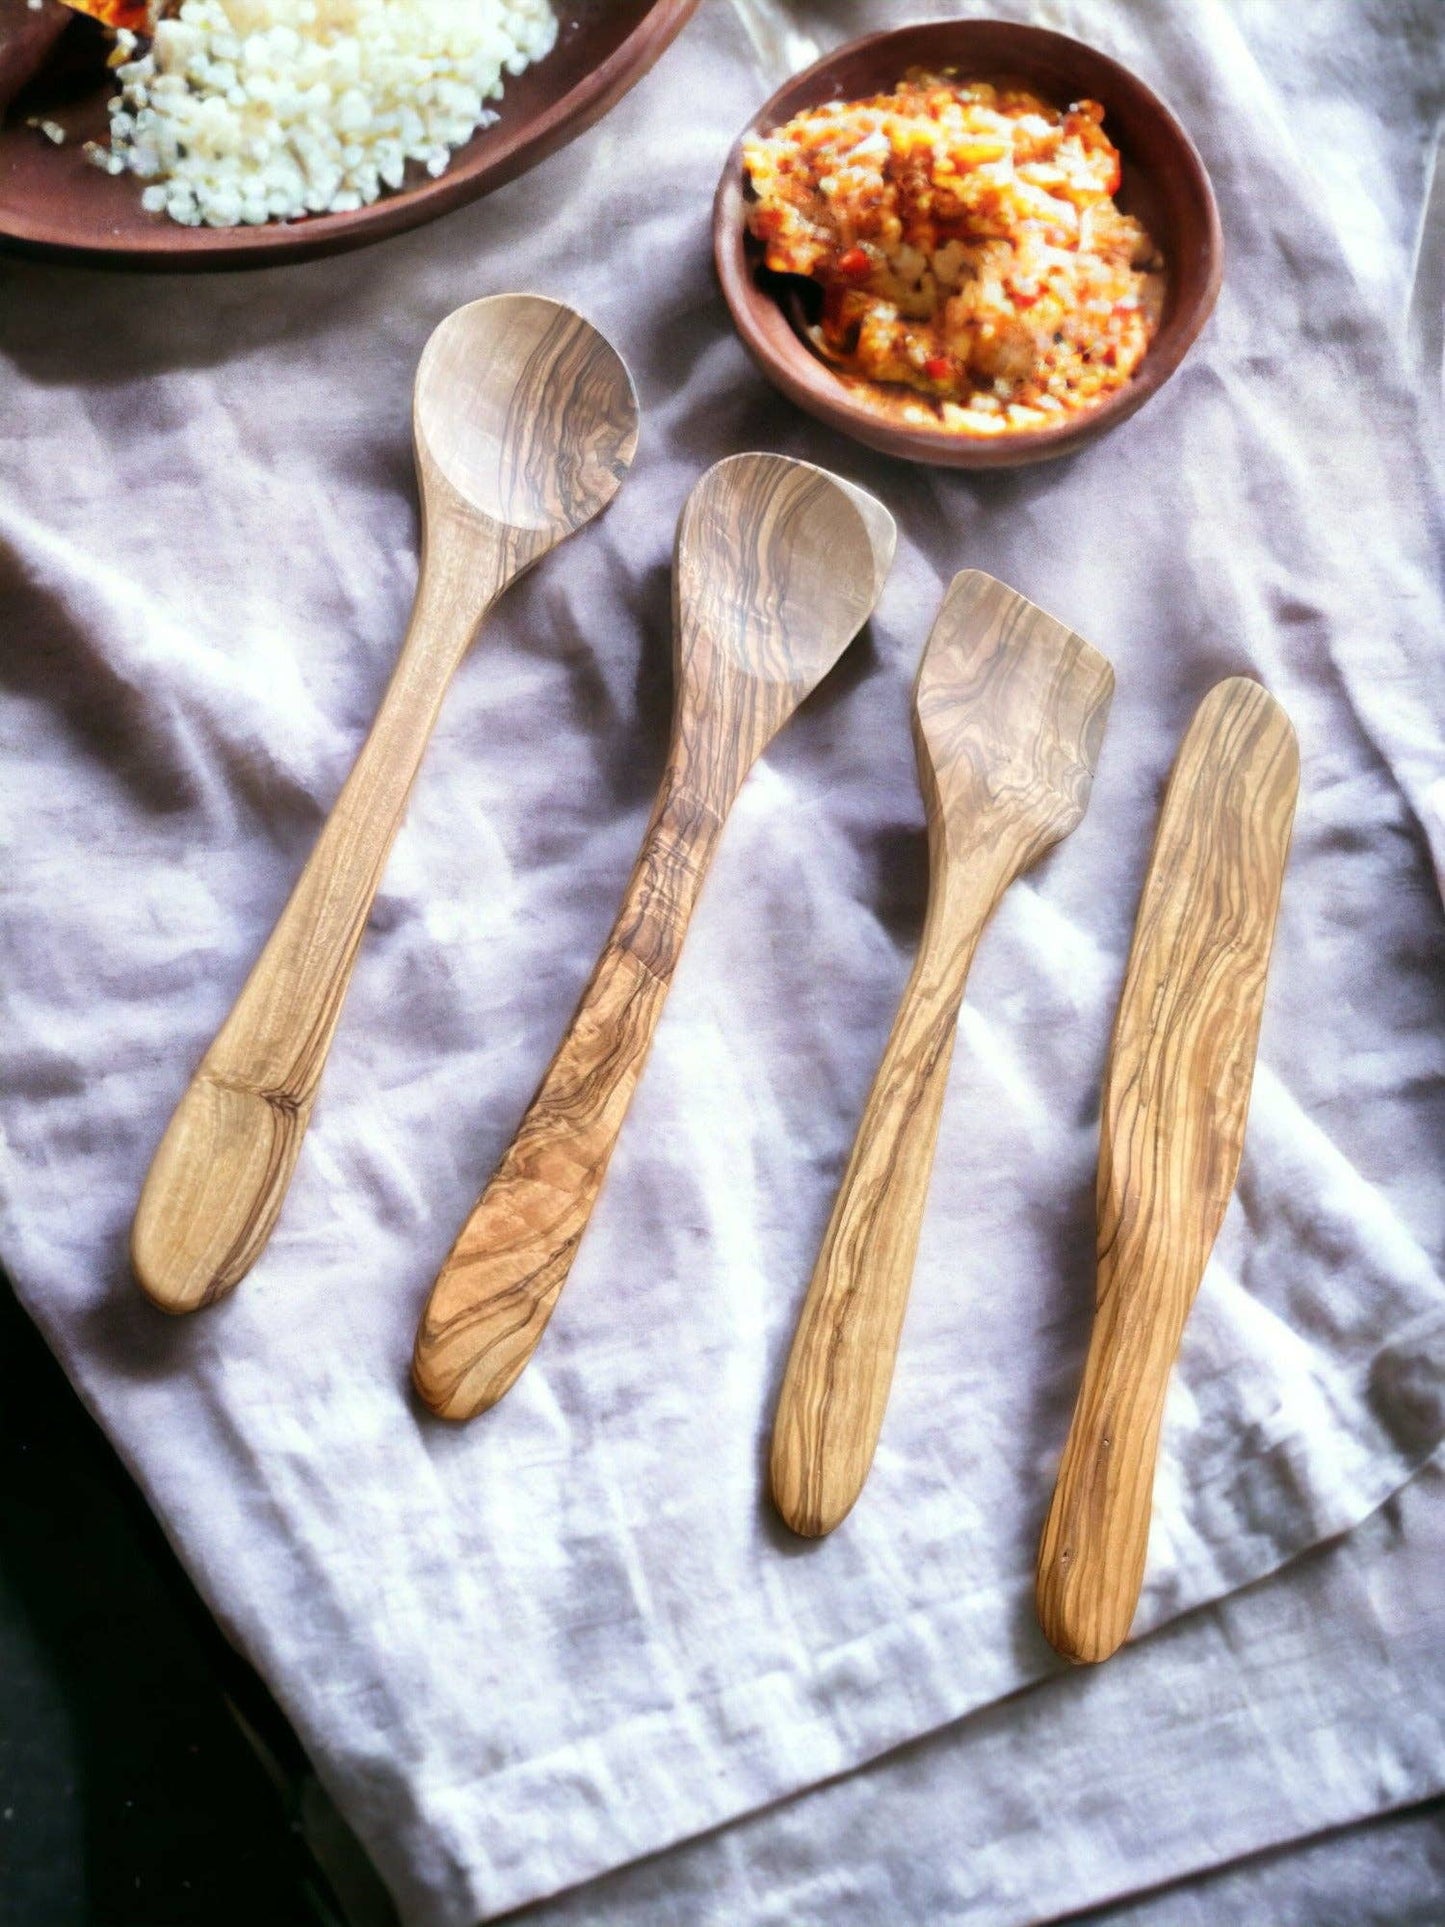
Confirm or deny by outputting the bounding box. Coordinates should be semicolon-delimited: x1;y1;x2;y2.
412;452;896;1422
771;570;1115;1538
1037;676;1299;1665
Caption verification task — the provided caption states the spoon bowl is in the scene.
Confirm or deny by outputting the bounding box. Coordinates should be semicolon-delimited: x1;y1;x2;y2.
673;451;894;688
416;294;639;534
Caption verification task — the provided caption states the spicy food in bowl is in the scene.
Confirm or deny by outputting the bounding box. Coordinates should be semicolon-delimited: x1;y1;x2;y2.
743;72;1164;439
714;20;1223;468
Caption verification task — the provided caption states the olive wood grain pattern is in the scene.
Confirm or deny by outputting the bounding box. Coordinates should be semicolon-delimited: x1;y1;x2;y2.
1037;677;1298;1664
131;295;638;1315
412;452;896;1421
771;571;1115;1537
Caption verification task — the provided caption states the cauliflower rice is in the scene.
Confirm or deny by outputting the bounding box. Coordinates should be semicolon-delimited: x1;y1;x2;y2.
744;72;1165;435
92;0;558;228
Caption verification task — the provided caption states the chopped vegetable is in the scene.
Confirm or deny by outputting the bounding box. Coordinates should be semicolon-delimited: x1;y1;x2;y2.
744;72;1165;435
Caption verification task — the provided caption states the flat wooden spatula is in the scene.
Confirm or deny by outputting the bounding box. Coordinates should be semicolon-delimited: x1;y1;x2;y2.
770;570;1115;1538
1037;676;1299;1664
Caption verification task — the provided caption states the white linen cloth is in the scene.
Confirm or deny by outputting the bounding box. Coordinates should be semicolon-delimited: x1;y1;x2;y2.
1;1;1442;1921
515;1445;1445;1925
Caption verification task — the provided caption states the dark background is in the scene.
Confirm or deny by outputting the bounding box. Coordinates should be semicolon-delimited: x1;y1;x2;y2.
0;1271;394;1927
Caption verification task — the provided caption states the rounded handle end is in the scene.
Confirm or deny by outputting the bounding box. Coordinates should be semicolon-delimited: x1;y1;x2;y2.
1035;1436;1147;1666
768;1401;865;1539
412;1202;576;1422
1035;1543;1130;1667
411;1307;524;1422
131;1072;305;1315
130;1212;219;1317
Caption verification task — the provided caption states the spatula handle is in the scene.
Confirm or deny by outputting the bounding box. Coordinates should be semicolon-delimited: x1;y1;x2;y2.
132;543;497;1314
412;767;723;1420
770;885;988;1537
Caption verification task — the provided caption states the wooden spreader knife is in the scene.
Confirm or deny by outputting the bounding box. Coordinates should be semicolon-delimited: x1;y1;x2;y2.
412;452;896;1422
1037;677;1299;1664
770;570;1115;1538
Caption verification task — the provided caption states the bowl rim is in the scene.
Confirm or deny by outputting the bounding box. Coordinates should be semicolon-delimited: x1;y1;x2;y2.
713;17;1224;469
0;0;702;271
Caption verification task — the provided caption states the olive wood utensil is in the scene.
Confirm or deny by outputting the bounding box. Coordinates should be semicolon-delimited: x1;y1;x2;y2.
412;451;896;1421
770;570;1115;1538
1037;677;1298;1664
132;294;639;1315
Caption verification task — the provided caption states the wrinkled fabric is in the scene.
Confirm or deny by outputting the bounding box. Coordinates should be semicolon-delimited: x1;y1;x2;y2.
1;1;1443;1922
513;1447;1445;1926
1085;1803;1445;1927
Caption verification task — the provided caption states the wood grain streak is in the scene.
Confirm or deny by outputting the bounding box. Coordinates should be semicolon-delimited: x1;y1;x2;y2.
412;452;896;1421
131;295;638;1315
771;571;1115;1536
1036;676;1299;1663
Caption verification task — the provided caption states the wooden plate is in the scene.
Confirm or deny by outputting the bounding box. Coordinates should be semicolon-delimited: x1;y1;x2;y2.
714;21;1223;468
0;0;699;270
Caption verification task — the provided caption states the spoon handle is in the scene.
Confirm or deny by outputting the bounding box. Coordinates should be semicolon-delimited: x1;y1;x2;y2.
769;862;1007;1538
132;537;500;1314
1036;679;1298;1664
413;761;724;1420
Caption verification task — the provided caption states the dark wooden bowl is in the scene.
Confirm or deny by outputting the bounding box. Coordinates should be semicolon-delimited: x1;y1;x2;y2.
714;20;1223;469
0;0;699;270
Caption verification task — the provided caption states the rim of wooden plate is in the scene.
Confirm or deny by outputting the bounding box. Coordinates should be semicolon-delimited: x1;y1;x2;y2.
713;19;1224;469
0;0;701;271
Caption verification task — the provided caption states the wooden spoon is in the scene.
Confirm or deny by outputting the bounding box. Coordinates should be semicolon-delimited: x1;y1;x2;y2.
1037;677;1298;1664
131;294;639;1315
770;570;1115;1538
412;452;895;1421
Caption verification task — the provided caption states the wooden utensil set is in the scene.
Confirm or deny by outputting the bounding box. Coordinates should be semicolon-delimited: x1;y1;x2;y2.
131;297;1298;1666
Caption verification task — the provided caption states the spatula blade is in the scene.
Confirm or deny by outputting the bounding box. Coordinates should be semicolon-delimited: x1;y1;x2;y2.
1037;675;1300;1664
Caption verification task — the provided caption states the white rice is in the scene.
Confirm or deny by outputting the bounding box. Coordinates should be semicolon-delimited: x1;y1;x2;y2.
93;0;558;228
